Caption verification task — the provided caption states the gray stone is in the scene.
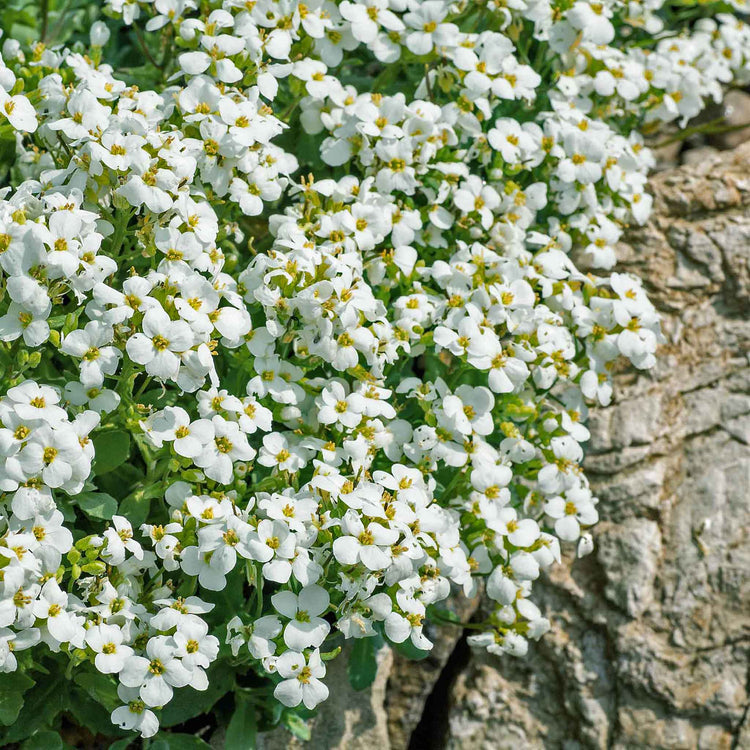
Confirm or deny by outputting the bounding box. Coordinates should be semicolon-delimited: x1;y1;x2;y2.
442;142;750;750
707;89;750;151
681;145;721;167
596;519;661;617
257;643;393;750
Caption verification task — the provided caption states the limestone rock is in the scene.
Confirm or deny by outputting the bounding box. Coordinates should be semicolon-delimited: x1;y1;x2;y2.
442;141;750;750
707;89;750;151
596;519;661;617
385;592;480;748
256;643;393;750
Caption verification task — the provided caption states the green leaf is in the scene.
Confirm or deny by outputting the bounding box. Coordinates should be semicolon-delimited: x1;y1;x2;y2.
21;730;63;750
0;672;35;725
113;492;150;527
283;713;311;742
68;688;122;736
201;567;246;615
225;695;257;750
92;430;131;475
150;733;212;749
159;665;234;727
96;463;145;501
427;605;463;626
74;671;120;711
348;637;379;691
393;638;431;662
3;676;66;742
0;688;25;726
76;491;118;520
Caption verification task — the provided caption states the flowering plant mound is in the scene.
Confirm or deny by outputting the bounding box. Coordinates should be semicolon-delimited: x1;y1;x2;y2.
0;0;748;744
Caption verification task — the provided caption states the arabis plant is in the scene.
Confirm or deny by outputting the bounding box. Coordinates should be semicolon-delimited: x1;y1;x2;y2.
0;0;748;744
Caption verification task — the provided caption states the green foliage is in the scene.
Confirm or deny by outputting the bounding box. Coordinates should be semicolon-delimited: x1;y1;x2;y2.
225;695;258;750
150;733;212;749
0;672;35;725
92;430;132;475
76;490;119;520
347;636;383;691
21;730;64;750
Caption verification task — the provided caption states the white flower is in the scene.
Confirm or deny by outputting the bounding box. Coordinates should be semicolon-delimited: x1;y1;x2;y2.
333;509;399;570
567;1;615;45
180;542;236;592
23;509;73;554
557;131;605;185
194;415;256;484
103;516;144;566
577;532;595;558
438;385;495;437
61;321;121;387
0;303;50;347
273;650;329;710
116;166;177;213
32;579;82;645
85;623;134;673
272;584;330;650
488;508;540;548
488;118;535;164
251;519;297;583
384;596;431;650
119;635;192;707
15;425;82;488
0;627;40;673
403;1;456;56
544;489;599;542
258;432;306;472
340;0;404;44
0;91;37;132
143;406;213;459
173;619;219;688
126;307;194;381
453;176;500;229
64;382;121;413
316;382;366;430
247;615;284;659
111;685;159;738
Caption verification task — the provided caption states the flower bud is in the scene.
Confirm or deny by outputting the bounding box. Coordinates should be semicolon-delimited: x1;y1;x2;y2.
90;21;111;47
2;39;22;61
577;533;595;558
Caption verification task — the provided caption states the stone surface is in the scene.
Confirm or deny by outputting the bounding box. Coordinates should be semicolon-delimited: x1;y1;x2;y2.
256;642;394;750
707;89;750;151
257;143;750;750
596;518;662;618
441;141;750;750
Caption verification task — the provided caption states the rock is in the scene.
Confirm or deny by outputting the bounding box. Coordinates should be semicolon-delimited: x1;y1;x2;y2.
385;592;480;748
708;89;750;150
680;145;720;167
596;519;661;617
257;144;750;750
442;142;750;749
648;127;682;172
256;643;393;750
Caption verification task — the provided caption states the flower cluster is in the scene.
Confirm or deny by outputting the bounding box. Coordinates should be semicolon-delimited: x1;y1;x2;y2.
0;0;748;741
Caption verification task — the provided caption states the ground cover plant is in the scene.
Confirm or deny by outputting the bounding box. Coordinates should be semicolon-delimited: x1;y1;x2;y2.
0;0;748;746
